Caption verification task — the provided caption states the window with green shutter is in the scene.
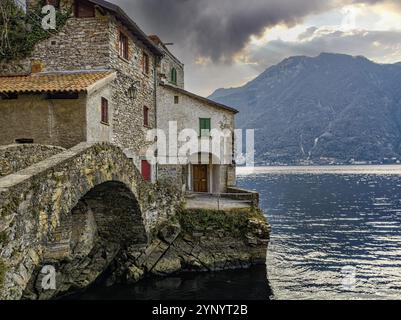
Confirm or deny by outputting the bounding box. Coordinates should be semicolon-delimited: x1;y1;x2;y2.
199;118;211;136
171;68;177;84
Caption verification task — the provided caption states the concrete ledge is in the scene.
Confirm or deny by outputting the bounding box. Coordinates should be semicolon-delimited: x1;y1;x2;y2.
226;187;260;208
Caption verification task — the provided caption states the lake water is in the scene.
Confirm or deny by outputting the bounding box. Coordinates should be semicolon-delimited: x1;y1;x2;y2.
65;265;271;300
238;165;401;300
70;165;401;300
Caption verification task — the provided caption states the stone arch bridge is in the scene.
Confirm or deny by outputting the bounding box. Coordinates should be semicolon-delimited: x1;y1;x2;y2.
0;143;181;300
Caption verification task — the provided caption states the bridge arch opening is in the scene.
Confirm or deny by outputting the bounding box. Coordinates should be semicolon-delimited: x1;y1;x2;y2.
65;181;147;258
76;181;146;246
36;181;148;298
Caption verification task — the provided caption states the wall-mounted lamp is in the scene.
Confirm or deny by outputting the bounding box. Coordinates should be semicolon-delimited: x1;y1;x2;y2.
128;81;141;100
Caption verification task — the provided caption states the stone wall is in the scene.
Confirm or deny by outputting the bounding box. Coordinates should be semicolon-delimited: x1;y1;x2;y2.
31;4;110;72
0;142;183;300
0;60;31;76
0;94;87;149
107;17;158;164
227;164;237;186
0;144;65;177
158;165;185;189
157;47;185;89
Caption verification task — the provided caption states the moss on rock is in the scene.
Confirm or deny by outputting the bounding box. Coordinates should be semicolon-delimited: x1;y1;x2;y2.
0;258;7;291
177;207;266;238
0;231;7;246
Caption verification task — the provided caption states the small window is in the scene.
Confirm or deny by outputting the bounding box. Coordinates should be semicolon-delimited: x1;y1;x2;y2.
171;68;177;84
199;118;211;137
141;160;151;182
15;138;34;144
119;32;129;60
143;106;149;127
75;0;95;18
101;97;109;124
45;92;79;100
174;96;179;104
0;93;18;100
143;52;150;75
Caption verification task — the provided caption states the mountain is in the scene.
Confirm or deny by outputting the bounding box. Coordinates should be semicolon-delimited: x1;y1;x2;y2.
209;53;401;164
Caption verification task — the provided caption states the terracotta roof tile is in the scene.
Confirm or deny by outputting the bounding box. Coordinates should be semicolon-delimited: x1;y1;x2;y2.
0;71;114;94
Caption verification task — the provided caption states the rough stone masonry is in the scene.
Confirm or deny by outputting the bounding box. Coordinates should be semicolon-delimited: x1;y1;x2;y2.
0;143;269;300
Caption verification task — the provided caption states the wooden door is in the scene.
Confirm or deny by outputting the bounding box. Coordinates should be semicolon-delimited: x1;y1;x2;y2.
193;165;208;193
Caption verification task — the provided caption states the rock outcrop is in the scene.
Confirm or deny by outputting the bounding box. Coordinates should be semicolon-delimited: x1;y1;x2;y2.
115;208;270;284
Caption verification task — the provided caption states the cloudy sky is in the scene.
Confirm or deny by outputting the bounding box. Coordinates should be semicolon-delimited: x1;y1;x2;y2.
112;0;401;96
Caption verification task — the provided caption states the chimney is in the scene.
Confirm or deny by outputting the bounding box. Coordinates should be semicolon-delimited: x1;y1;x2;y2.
31;60;45;73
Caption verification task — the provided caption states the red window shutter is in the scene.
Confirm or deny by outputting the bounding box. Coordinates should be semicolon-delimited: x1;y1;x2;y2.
141;160;151;182
101;98;108;124
119;32;129;60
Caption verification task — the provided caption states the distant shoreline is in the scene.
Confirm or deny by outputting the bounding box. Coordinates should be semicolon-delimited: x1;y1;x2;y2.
237;164;401;175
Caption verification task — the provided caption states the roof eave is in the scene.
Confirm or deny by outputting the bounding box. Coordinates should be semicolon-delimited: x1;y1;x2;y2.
160;84;239;114
88;0;164;57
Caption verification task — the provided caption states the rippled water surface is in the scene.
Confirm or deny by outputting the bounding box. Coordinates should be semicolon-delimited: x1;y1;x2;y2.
238;166;401;300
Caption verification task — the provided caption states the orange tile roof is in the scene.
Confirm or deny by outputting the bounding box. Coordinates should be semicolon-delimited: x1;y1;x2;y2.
0;71;114;94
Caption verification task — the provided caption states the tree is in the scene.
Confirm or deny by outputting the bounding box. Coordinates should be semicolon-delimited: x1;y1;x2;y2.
0;0;70;62
0;0;27;60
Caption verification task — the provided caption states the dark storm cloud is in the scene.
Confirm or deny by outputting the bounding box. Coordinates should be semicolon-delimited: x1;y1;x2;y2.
112;0;396;63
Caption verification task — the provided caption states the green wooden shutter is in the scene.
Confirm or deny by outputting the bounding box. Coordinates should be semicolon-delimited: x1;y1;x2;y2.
200;118;211;136
171;68;177;84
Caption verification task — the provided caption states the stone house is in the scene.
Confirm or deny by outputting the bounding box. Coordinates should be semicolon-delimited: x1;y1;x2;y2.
0;0;239;191
0;0;163;181
0;71;116;148
151;36;239;194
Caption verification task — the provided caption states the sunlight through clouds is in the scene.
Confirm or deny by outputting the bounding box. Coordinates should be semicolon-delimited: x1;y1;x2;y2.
111;0;401;95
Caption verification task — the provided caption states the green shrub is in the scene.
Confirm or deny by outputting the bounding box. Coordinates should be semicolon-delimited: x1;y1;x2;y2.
0;0;71;62
177;208;265;238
